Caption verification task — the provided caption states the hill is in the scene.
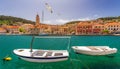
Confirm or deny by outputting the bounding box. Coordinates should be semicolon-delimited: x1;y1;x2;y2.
65;16;120;25
98;16;120;22
65;21;81;25
0;15;35;25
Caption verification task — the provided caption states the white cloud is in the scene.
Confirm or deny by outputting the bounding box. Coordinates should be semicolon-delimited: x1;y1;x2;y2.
55;19;70;24
43;20;51;24
93;14;100;18
43;17;92;25
77;18;91;21
42;14;100;25
43;20;67;25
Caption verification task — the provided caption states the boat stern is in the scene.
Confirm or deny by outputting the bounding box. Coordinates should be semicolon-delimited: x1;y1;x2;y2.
13;49;32;57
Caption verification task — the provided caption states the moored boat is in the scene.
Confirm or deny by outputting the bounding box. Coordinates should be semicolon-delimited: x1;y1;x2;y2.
13;49;69;62
72;46;117;56
13;36;71;62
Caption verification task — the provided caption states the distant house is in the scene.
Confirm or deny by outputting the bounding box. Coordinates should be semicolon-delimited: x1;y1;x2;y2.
76;22;93;35
59;26;69;35
20;24;34;34
92;23;104;34
0;27;7;34
50;25;60;34
105;22;120;33
6;26;20;34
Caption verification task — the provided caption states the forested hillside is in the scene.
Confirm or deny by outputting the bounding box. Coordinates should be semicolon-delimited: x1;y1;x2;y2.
0;15;35;25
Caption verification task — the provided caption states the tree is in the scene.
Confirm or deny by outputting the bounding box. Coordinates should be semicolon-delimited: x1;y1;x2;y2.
102;30;109;34
19;27;26;33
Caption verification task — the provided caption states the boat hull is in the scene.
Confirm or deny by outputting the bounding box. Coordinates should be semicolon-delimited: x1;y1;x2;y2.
13;49;69;62
72;46;117;56
74;49;117;55
20;57;68;62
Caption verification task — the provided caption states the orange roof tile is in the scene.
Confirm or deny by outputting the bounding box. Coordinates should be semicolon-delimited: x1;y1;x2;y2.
7;26;19;29
105;22;120;26
0;28;6;31
78;22;92;26
93;23;104;26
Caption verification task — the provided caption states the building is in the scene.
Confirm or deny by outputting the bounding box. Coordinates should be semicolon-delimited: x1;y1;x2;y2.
59;26;69;35
0;27;7;34
30;14;41;35
20;24;34;34
105;22;120;33
35;14;40;27
92;23;104;34
76;22;93;35
6;26;20;34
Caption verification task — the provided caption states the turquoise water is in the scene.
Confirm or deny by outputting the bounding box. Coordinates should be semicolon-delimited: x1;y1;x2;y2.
0;35;120;69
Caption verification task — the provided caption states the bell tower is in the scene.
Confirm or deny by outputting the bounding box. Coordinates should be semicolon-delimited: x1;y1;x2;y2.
36;14;40;26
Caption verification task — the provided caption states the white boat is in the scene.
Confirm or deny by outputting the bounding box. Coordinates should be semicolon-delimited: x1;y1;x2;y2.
72;46;117;56
13;36;71;62
113;34;120;36
13;49;69;62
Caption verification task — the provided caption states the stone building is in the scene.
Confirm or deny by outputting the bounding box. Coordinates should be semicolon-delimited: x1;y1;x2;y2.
104;22;120;33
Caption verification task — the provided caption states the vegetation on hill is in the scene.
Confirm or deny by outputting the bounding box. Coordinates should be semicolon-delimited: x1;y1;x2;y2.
65;21;80;25
98;16;120;22
0;15;35;25
1;15;120;26
66;16;120;25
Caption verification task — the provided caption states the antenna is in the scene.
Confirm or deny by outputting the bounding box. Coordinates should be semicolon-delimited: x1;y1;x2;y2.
42;10;44;22
30;36;35;52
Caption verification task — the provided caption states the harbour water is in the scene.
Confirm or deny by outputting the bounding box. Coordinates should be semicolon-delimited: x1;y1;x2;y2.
0;35;120;69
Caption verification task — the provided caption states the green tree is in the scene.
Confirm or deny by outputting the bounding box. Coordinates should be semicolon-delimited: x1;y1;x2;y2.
19;27;26;33
102;30;109;34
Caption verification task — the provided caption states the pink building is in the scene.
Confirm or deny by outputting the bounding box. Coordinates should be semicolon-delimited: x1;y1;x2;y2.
92;23;104;34
76;22;93;35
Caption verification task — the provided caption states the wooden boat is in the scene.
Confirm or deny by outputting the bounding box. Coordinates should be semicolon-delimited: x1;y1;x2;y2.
13;36;71;62
72;46;117;56
13;49;69;62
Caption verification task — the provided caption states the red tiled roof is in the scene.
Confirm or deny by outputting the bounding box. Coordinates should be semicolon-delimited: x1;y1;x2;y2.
0;28;6;32
105;22;120;26
7;26;19;29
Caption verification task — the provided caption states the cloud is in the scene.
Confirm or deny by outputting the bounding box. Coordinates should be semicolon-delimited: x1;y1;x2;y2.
43;17;93;25
43;20;53;25
93;14;99;18
77;18;91;21
43;20;68;25
42;14;100;25
55;19;70;24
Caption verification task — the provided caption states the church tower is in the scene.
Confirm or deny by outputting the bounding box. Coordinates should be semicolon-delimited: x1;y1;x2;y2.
36;14;40;26
32;14;41;35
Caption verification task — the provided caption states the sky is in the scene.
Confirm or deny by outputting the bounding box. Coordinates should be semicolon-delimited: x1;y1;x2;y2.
0;0;120;25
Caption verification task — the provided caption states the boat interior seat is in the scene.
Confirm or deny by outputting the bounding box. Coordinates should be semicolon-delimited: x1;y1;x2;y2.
87;46;100;50
54;53;63;56
46;52;53;56
87;46;104;51
33;51;46;56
